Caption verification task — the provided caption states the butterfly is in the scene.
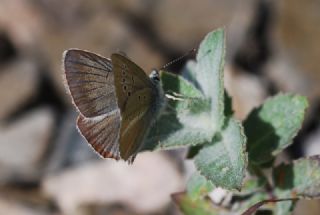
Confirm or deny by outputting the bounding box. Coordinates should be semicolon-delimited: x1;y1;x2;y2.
63;49;165;163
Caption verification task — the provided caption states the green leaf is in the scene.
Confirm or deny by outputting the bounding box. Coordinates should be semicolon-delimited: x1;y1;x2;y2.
232;192;269;214
240;198;295;215
244;93;308;165
182;60;199;91
143;72;213;150
172;192;220;215
272;156;320;214
183;28;226;131
236;177;267;196
273;155;320;198
195;118;247;190
187;172;214;199
145;29;227;150
274;200;295;215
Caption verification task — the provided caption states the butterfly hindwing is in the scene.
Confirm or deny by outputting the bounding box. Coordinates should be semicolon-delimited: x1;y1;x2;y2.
77;110;121;160
64;49;117;117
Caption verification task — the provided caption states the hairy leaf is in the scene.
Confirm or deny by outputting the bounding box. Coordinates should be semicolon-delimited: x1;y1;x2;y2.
172;192;220;215
187;172;214;199
244;93;308;165
195;118;247;190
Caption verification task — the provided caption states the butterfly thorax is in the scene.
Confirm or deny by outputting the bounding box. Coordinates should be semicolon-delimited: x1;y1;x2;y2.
149;69;166;116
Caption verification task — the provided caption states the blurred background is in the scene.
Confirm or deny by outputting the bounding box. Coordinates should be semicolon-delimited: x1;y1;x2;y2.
0;0;319;214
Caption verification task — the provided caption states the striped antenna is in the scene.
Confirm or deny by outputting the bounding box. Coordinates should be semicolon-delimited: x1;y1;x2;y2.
160;48;197;70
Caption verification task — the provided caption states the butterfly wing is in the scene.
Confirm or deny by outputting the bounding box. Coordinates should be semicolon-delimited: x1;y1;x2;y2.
111;53;153;112
77;111;121;159
63;49;121;159
63;49;117;117
111;54;156;161
119;89;155;161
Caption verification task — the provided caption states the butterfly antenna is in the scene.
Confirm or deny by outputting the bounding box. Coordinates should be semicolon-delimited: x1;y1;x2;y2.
160;48;197;70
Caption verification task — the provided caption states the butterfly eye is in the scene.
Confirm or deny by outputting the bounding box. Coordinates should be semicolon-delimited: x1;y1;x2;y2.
149;70;160;82
138;95;141;100
122;78;126;83
127;92;131;96
123;85;127;91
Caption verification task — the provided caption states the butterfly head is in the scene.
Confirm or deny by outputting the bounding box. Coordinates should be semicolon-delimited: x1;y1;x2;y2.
149;69;160;84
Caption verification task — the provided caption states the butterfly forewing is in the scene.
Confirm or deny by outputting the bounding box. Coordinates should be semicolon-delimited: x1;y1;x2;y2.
119;89;154;160
64;49;117;117
111;54;153;112
111;54;157;160
64;49;121;160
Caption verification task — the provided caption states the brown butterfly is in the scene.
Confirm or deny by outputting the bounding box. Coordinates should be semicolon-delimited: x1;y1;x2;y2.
63;49;164;163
